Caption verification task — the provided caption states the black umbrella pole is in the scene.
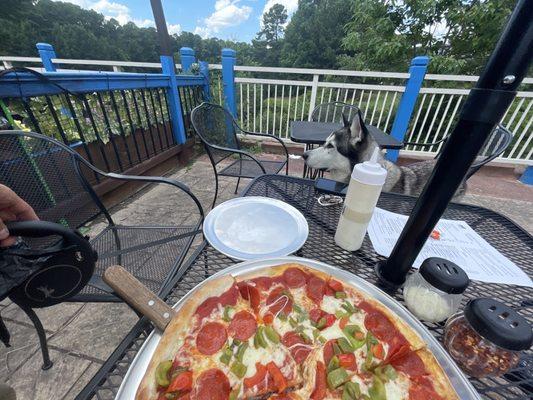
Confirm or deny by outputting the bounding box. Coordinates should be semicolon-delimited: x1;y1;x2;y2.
376;0;533;290
150;0;173;57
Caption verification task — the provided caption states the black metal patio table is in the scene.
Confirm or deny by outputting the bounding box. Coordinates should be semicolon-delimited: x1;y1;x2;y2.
290;121;404;149
77;174;533;400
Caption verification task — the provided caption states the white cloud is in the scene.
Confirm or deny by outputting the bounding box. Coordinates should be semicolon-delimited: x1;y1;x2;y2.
54;0;180;34
194;0;252;38
167;24;182;35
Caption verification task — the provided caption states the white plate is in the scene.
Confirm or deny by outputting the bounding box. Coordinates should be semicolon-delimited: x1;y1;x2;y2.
203;197;309;260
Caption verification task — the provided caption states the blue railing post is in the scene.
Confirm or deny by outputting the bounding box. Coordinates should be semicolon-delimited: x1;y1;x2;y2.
180;47;195;73
221;48;237;117
520;166;533;185
160;55;187;144
385;56;430;162
36;43;59;72
199;61;210;101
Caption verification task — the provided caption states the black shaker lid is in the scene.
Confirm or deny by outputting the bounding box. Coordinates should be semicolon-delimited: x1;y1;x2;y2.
419;257;469;294
464;298;533;351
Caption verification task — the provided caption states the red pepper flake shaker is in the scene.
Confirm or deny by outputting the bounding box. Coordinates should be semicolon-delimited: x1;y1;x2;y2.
444;298;532;378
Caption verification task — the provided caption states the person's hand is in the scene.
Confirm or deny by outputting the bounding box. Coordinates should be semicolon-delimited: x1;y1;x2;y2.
0;184;38;247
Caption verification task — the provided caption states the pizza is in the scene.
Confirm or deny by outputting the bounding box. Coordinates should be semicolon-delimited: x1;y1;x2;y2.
136;263;458;400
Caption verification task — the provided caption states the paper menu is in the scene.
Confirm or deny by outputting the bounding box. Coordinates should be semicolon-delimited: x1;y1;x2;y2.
367;208;533;288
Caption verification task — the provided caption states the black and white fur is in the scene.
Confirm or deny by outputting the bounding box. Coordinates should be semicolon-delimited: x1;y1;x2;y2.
303;114;465;197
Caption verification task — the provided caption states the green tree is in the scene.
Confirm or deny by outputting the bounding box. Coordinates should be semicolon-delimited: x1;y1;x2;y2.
340;0;516;74
253;4;288;66
281;0;352;68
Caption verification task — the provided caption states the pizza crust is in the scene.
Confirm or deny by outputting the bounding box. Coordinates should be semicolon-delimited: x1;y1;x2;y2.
136;274;236;400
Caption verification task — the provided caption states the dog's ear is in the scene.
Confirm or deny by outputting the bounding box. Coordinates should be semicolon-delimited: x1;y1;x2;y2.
349;113;364;144
342;112;350;128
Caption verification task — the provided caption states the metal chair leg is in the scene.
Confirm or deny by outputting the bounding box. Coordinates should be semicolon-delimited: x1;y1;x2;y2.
234;177;241;194
212;170;219;210
0;315;11;347
16;302;53;370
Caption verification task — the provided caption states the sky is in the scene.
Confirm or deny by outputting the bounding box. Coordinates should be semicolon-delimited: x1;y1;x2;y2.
57;0;299;42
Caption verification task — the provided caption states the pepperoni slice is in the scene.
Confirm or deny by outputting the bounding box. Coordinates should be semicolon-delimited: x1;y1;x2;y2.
309;308;324;323
194;368;230;400
390;351;426;377
252;276;274;291
237;282;261;312
322;339;336;365
364;310;396;341
409;376;443;400
266;287;293;315
310;361;327;400
195;297;220;320
306;276;326;303
282;267;307;288
281;331;311;363
219;284;239;307
228;310;257;341
196;322;227;355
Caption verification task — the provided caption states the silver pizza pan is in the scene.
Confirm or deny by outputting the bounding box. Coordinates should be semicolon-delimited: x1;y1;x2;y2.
115;256;481;400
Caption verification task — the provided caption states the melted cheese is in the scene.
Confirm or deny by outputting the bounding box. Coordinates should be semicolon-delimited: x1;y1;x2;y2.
384;374;410;399
242;339;287;377
321;295;346;314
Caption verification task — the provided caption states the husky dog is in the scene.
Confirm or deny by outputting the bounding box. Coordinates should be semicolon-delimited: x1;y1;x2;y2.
303;113;465;197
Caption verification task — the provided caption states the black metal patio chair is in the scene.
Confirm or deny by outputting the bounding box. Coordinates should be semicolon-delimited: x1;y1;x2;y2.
191;102;289;208
405;125;513;179
0;130;204;369
311;101;361;123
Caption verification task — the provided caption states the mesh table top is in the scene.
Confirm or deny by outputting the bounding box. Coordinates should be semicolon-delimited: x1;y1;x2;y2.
78;174;533;400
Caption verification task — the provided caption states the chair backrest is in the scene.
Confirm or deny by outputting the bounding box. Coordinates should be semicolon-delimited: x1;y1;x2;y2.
467;125;513;179
0;131;109;239
311;102;360;123
191;103;241;164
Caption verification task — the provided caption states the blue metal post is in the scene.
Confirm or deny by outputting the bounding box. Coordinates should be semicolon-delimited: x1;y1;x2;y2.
221;48;237;117
36;43;58;72
385;56;430;162
160;55;187;144
199;61;210;101
180;47;196;73
520;166;533;185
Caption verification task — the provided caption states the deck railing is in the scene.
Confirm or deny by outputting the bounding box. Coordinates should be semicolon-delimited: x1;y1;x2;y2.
0;45;207;178
2;51;531;166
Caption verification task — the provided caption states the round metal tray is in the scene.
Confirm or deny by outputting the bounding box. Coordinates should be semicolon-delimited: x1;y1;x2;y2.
116;256;480;400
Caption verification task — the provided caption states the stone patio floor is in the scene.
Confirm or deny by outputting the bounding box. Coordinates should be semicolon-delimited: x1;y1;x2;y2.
1;152;532;399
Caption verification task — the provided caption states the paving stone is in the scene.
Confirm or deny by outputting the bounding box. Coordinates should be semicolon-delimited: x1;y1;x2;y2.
1;302;84;333
0;320;40;382
61;361;103;400
49;303;137;361
7;349;91;400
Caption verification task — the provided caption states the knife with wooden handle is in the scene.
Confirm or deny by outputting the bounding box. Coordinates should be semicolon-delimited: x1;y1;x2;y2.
103;265;176;331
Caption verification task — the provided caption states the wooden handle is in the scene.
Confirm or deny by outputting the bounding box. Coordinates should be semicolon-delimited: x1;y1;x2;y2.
103;265;176;331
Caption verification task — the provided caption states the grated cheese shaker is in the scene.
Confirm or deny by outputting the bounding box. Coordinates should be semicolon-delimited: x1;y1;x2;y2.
334;148;387;251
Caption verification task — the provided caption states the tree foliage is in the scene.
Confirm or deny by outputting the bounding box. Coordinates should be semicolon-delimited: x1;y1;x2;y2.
0;0;518;74
340;0;516;74
281;0;353;68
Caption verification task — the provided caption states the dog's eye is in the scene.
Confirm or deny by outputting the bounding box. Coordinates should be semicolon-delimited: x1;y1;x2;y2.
325;143;334;149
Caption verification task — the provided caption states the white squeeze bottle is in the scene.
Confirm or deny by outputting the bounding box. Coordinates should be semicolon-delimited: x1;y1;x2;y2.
334;147;387;251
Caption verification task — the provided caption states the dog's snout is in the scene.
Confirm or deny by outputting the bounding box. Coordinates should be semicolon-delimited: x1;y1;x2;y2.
302;152;309;160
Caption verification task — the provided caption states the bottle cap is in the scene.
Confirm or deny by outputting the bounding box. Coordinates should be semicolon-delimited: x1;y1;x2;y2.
351;147;387;185
464;298;533;351
419;257;469;294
